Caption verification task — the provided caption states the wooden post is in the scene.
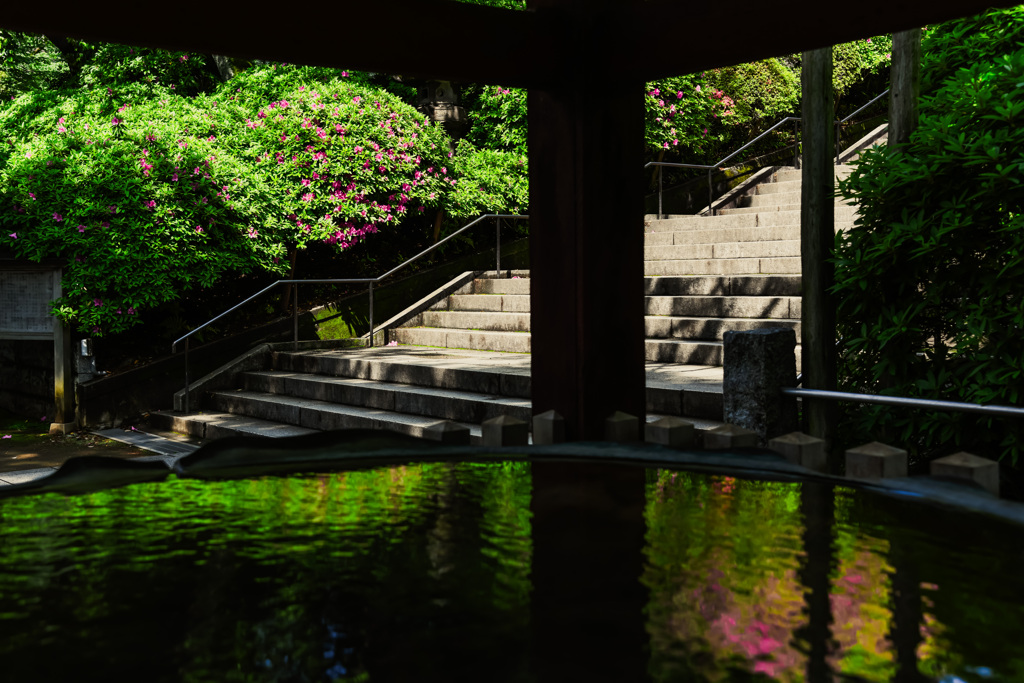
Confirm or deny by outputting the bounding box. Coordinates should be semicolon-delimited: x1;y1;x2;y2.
800;47;837;463
50;267;76;434
889;28;921;147
527;0;646;441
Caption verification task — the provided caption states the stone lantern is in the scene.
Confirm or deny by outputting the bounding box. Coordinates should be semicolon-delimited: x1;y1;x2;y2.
417;80;467;137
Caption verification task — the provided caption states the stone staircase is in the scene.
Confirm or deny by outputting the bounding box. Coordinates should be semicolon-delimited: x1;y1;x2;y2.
394;165;857;366
151;164;858;444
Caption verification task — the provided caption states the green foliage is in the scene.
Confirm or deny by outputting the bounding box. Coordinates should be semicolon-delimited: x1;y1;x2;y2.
831;35;893;103
464;84;527;156
79;43;221;98
224;77;453;249
921;6;1024;94
834;14;1024;464
703;58;801;129
644;75;722;158
448;140;528;217
0;91;288;335
0;64;530;335
0;31;75;98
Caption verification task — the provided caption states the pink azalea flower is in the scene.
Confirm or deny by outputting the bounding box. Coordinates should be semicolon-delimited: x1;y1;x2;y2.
53;213;62;222
93;298;102;306
1;435;10;439
8;233;16;239
77;224;86;233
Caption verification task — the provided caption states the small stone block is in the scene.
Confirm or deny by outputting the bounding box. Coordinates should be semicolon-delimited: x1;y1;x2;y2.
423;420;471;445
645;417;695;449
48;421;78;436
931;451;999;497
704;423;758;450
769;431;827;471
845;442;907;479
605;411;640;443
533;410;565;445
482;415;529;447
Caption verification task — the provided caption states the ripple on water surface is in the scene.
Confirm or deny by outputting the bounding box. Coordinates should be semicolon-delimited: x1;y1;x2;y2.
0;461;1022;682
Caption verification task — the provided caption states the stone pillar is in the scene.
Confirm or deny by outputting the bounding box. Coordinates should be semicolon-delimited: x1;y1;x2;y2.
50;268;76;435
723;328;798;443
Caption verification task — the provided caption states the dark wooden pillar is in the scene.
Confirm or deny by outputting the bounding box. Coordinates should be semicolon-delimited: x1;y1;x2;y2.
528;0;646;440
800;47;837;461
889;29;921;147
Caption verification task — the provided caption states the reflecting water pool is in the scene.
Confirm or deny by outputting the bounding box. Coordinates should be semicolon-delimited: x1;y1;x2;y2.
0;460;1021;682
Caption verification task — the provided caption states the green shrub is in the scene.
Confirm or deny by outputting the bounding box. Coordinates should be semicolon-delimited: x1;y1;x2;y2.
834;19;1024;464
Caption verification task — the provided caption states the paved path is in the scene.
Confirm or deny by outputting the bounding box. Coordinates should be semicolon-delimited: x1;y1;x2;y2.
0;429;198;488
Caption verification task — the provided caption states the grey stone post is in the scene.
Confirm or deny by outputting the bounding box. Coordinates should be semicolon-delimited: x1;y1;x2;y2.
723;328;798;444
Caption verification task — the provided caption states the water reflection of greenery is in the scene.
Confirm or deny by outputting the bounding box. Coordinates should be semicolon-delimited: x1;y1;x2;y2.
0;461;533;682
645;471;1024;683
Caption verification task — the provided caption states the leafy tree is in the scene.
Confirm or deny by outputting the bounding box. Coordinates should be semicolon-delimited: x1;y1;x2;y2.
0;90;288;335
0;63;528;335
833;7;1024;464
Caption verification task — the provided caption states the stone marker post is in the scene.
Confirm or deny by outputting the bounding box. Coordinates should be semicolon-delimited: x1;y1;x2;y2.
723;328;798;444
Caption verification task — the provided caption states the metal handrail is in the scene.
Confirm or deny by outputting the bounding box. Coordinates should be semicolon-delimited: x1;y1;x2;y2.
646;89;889;219
781;387;1024;419
171;213;528;412
835;88;890;165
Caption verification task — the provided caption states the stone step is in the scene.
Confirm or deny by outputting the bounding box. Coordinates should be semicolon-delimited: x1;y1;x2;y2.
646;213;760;231
646;295;800;319
741;189;851;208
149;410;318;441
434;293;531;313
742;190;802;207
645;240;800;261
417;310;531;331
645;338;803;367
391;327;532;353
241;371;534;425
388;312;799;340
269;349;725;420
755;179;802;195
207;389;485;440
774;166;855;183
644;256;801;276
643;275;801;296
644;339;724;365
645;316;799;341
718;205;856;218
273;348;533;398
644;225;799;247
645;207;856;231
472;278;530;295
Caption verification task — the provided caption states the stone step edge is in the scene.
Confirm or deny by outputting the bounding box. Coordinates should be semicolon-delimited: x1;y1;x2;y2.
151;407;725;447
258;364;725;420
